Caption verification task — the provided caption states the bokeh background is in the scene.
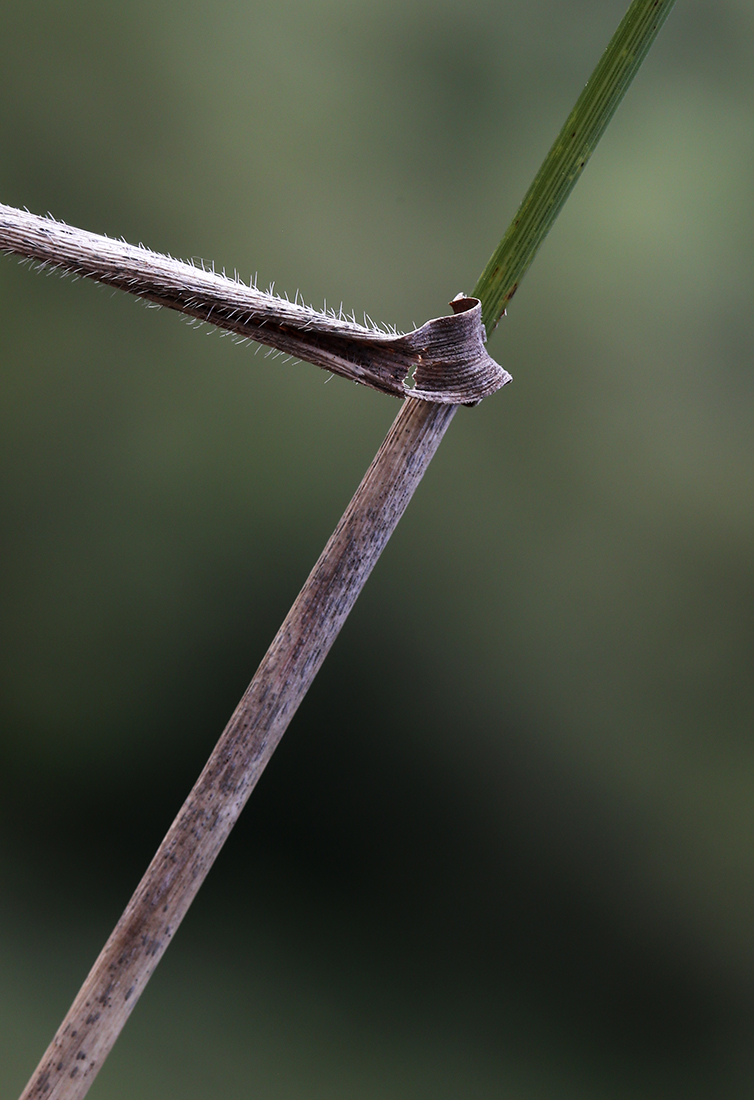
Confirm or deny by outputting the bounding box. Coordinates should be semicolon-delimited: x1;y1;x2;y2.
2;0;754;1096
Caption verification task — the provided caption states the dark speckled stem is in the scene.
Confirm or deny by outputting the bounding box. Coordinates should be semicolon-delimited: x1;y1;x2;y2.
19;397;456;1100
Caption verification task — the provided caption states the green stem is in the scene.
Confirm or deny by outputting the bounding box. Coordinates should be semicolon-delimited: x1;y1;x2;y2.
473;0;677;335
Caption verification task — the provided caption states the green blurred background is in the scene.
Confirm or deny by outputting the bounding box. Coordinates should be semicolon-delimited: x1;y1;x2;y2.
2;0;754;1096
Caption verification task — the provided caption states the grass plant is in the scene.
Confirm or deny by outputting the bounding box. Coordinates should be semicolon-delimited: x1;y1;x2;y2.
5;1;678;1096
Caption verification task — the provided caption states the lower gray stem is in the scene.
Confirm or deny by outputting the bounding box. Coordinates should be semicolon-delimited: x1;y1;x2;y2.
20;396;457;1100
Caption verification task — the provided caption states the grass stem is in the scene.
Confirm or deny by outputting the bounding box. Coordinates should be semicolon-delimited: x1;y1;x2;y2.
16;0;679;1094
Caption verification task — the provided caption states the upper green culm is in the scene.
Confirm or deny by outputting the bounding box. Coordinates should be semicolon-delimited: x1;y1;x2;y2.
473;0;677;336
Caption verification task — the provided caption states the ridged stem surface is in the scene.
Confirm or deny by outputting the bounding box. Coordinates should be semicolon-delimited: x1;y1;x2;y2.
19;399;456;1100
